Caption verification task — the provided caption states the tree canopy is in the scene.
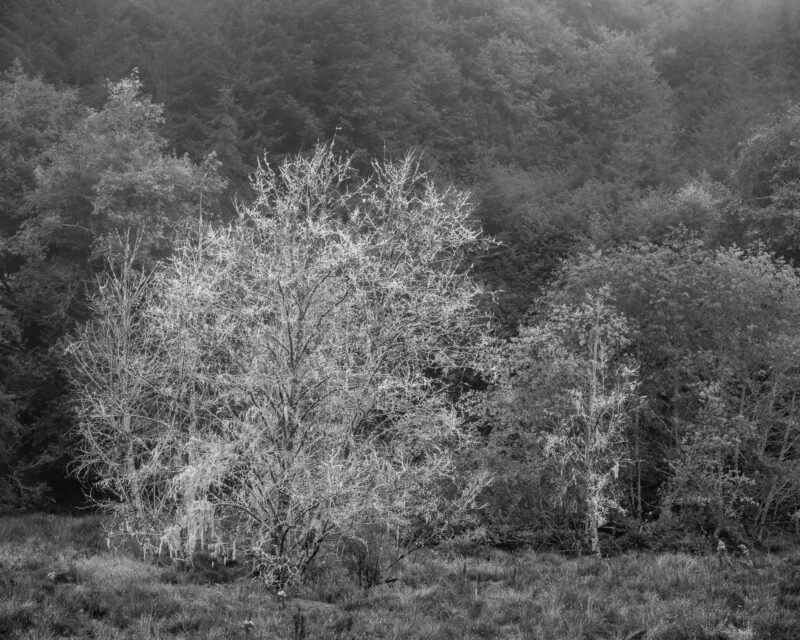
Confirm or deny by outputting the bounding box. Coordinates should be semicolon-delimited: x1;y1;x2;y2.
3;0;800;559
69;146;491;584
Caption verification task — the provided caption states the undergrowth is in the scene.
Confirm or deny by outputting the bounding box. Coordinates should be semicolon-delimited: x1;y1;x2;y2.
0;514;798;639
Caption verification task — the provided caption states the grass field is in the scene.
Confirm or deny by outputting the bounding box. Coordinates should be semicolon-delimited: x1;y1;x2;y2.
1;514;799;639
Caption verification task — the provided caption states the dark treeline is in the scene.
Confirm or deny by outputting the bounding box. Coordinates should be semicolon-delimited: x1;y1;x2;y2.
3;0;800;552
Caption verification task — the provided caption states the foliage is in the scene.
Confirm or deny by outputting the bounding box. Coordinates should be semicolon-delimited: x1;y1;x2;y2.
69;145;492;586
728;103;800;263
18;71;224;267
0;68;223;511
0;63;82;510
558;240;800;537
0;60;81;234
734;103;800;210
486;288;638;553
580;175;730;251
649;0;797;180
2;0;800;549
553;29;676;187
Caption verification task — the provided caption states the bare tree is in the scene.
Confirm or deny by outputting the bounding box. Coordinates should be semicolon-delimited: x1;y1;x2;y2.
69;145;492;585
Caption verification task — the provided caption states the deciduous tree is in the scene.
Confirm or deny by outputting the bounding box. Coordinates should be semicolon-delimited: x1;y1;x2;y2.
487;288;637;553
558;240;800;538
69;145;492;585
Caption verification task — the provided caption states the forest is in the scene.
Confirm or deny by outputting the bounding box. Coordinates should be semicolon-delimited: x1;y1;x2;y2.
4;0;800;590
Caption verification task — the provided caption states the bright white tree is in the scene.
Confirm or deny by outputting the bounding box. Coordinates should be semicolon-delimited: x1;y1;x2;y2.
69;145;492;585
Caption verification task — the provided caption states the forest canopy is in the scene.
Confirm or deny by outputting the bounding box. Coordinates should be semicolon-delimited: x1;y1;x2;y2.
2;0;800;560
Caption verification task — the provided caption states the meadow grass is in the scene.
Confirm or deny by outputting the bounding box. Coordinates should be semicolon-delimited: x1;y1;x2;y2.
1;514;798;639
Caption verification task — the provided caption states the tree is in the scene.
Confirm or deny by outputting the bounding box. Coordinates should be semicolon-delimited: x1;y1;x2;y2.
0;62;82;509
0;67;224;510
553;29;676;188
69;145;492;586
488;288;638;553
647;0;794;180
19;72;224;268
734;104;800;211
728;103;800;264
557;240;800;539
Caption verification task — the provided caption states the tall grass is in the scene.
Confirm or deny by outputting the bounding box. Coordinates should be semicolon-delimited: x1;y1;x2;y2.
0;514;798;639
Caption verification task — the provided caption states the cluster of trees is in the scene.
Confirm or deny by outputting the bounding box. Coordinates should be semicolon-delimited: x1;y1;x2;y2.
0;67;224;506
484;239;800;551
3;0;800;578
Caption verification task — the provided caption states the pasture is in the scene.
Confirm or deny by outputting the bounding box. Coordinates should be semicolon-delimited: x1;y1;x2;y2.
1;515;798;639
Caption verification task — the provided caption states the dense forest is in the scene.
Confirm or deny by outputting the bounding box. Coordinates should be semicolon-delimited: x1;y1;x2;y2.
3;0;800;567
